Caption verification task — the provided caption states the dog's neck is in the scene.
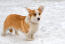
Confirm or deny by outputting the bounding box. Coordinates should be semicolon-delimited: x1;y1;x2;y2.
30;21;39;25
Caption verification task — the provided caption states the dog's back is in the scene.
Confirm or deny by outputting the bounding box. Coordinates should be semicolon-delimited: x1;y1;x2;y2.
4;14;26;29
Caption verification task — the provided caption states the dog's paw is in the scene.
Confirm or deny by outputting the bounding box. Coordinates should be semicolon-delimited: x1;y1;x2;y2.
26;38;34;41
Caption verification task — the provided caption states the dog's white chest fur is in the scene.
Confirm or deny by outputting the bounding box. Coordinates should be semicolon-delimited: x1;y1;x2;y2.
29;23;39;34
25;16;39;34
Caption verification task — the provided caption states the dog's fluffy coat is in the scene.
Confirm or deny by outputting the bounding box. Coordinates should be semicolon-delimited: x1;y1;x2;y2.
2;6;44;40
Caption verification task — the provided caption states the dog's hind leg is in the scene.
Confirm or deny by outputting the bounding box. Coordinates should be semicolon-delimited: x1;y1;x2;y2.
15;30;18;35
2;26;8;36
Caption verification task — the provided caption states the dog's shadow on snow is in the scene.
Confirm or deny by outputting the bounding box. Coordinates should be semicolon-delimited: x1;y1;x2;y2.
0;33;44;44
1;33;25;42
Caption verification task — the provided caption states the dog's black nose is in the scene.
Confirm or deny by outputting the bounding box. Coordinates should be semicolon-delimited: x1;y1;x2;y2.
37;18;40;20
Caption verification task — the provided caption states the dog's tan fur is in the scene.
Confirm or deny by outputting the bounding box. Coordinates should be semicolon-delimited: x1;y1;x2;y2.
2;6;44;40
3;14;29;33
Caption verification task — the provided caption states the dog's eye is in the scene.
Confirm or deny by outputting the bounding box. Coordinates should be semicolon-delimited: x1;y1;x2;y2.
39;13;40;15
34;13;36;16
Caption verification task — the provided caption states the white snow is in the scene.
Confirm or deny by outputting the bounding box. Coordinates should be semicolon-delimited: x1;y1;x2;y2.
0;0;65;44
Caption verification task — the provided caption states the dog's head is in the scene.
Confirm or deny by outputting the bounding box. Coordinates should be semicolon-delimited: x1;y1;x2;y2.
25;6;44;24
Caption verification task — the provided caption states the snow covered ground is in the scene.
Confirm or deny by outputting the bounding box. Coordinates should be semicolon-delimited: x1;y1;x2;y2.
0;0;65;44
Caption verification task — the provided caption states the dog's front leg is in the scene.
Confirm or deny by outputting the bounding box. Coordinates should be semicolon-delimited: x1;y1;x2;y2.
26;33;34;41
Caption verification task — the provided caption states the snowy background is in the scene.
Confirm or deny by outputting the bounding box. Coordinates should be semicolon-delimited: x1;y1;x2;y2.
0;0;65;44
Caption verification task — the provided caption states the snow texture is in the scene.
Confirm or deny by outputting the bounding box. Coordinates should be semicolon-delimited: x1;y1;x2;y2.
0;0;65;44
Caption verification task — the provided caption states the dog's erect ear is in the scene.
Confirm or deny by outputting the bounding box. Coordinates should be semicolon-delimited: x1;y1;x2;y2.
38;6;44;13
26;8;32;13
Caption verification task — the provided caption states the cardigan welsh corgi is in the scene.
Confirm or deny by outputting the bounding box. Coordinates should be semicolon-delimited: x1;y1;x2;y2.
2;6;44;40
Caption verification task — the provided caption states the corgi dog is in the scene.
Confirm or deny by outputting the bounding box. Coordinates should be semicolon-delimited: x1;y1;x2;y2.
2;6;44;40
